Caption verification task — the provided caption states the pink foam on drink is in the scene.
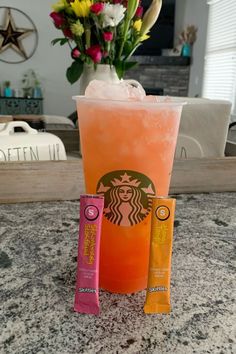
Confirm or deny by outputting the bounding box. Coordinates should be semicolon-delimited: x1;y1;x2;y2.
74;194;104;315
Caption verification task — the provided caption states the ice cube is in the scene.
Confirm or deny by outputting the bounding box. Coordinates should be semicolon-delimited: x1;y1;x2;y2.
85;80;130;100
123;80;146;101
85;79;146;101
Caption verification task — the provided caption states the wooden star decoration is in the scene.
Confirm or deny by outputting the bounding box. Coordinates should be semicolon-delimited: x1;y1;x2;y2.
0;8;34;59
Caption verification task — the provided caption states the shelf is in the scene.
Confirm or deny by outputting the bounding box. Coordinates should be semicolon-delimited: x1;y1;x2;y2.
0;157;236;203
0;97;44;115
131;55;191;66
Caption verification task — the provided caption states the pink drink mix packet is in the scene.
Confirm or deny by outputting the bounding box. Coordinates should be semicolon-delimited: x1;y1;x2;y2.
74;194;104;315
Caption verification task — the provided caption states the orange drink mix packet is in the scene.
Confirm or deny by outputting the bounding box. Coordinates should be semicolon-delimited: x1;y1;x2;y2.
144;197;176;314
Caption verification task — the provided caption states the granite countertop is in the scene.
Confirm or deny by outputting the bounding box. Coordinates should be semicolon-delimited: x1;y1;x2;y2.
0;193;235;354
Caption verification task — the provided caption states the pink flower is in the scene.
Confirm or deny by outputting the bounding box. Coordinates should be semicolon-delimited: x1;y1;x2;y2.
72;48;81;58
50;12;65;28
113;0;122;3
103;31;113;42
135;6;143;18
86;45;102;63
103;50;109;58
121;0;128;7
63;28;73;38
90;2;104;15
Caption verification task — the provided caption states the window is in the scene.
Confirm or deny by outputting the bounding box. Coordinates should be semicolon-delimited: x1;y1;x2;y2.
202;0;236;119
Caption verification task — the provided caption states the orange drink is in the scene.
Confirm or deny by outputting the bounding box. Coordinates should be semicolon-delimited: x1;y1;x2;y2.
74;96;183;294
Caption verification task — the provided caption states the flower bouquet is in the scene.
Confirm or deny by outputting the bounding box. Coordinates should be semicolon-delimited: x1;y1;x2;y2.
50;0;162;83
179;25;198;46
178;25;197;57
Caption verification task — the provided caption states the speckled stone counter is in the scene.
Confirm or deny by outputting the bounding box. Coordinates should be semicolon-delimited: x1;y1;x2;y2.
0;193;235;354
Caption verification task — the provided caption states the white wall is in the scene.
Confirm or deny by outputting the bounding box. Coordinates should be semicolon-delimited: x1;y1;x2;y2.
0;0;79;116
175;0;209;97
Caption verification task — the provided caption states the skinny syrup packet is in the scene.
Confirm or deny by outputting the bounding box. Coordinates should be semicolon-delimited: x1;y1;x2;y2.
74;194;104;315
144;197;176;314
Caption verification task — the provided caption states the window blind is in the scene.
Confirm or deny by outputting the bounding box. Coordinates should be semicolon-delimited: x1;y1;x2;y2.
202;0;236;115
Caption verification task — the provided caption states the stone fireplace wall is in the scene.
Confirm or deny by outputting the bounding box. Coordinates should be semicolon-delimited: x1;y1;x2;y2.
125;56;191;97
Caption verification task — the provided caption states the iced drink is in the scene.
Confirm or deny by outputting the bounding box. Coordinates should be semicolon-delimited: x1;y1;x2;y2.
74;94;183;294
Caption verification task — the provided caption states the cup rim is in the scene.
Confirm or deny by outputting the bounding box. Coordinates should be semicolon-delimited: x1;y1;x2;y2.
72;95;187;107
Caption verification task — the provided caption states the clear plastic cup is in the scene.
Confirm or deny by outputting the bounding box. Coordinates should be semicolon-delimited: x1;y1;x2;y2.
73;95;184;294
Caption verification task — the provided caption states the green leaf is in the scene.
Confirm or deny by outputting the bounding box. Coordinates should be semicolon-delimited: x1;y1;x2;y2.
51;38;65;46
127;0;139;20
60;38;69;46
51;37;68;46
123;41;133;56
124;61;138;71
66;61;84;84
114;60;138;79
114;60;124;80
124;43;142;60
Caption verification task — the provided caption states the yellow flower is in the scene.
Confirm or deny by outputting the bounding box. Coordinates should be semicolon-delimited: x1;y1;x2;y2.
71;20;84;36
52;0;68;12
71;0;93;17
52;0;74;14
134;19;150;41
133;19;142;32
140;34;150;42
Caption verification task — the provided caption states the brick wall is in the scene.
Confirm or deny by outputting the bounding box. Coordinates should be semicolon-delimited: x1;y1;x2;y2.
125;56;191;97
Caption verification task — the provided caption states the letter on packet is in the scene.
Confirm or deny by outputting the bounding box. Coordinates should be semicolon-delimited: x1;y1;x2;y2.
74;194;104;315
144;197;176;314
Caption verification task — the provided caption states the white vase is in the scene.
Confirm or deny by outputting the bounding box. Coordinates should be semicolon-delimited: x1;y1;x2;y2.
79;64;120;95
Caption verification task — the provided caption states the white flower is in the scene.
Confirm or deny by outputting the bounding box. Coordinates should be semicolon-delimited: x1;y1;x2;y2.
102;4;126;28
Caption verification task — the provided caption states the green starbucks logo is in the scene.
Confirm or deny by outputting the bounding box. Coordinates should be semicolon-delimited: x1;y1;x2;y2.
96;170;155;227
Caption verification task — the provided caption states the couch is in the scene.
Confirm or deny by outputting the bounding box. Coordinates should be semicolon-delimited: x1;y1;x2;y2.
173;97;232;158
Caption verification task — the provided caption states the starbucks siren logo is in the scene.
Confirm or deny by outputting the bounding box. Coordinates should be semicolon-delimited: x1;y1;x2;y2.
96;170;156;227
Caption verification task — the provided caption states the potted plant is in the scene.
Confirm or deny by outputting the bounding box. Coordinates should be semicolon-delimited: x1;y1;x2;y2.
21;70;42;98
49;0;163;88
179;25;198;57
